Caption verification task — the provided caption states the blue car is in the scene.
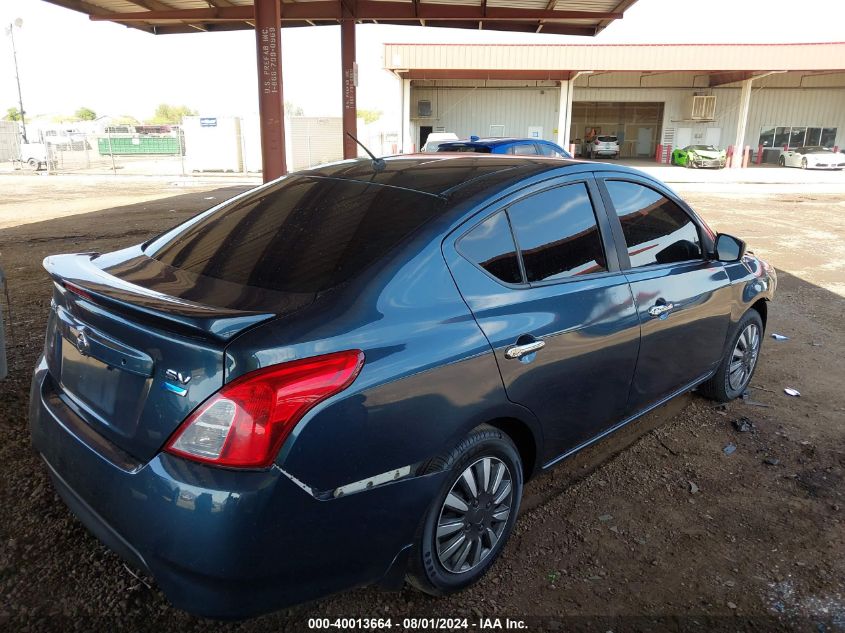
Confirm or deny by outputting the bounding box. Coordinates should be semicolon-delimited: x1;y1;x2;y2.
436;137;571;158
30;155;775;618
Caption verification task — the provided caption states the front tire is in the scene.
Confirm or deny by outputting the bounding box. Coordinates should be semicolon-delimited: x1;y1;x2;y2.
407;425;523;596
698;309;764;402
801;158;808;170
778;156;786;167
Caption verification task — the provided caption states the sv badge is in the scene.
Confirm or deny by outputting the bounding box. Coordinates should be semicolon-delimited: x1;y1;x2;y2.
165;369;192;385
163;369;191;397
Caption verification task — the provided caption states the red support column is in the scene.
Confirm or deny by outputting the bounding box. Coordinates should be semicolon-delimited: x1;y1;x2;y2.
255;0;286;182
341;2;358;160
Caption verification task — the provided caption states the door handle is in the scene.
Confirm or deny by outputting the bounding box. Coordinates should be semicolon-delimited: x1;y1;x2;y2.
648;302;675;317
505;340;546;360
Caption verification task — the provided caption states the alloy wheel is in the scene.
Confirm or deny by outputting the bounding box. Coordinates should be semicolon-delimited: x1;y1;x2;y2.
728;323;761;392
435;457;513;574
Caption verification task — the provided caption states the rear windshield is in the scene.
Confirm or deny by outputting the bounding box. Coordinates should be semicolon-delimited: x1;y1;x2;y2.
437;144;493;153
145;176;443;294
597;136;618;142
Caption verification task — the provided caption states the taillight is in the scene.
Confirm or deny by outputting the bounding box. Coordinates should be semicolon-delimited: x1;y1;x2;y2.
165;350;365;469
594;139;601;145
64;281;93;302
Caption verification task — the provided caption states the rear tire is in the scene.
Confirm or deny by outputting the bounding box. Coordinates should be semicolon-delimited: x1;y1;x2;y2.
801;158;808;170
27;158;39;171
407;425;523;596
698;309;764;402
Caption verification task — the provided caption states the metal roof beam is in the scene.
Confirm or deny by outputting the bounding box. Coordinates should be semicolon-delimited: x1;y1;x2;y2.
45;0;155;32
124;0;174;10
89;3;622;23
707;71;756;87
398;69;574;80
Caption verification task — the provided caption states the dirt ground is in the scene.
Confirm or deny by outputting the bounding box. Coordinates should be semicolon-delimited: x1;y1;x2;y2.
0;174;842;632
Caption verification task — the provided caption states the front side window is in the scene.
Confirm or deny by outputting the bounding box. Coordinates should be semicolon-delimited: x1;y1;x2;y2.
538;144;566;158
605;180;702;268
458;211;522;284
507;183;607;282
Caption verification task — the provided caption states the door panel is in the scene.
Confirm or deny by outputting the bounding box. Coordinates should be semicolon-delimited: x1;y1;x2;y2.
636;128;653;155
444;176;641;463
623;262;732;410
597;175;733;412
676;128;692;149
705;127;721;147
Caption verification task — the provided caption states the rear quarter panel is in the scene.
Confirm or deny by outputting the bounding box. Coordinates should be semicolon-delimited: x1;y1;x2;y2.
225;238;541;493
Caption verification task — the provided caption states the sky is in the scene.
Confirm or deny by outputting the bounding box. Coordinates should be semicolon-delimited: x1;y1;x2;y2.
1;0;844;124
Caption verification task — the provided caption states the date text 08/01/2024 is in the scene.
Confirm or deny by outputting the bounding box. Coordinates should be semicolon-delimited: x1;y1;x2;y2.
307;618;528;630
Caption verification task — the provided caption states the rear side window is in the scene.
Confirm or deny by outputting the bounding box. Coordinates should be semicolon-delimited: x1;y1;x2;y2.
508;183;608;282
506;144;539;156
458;211;522;284
605;180;702;268
146;176;443;293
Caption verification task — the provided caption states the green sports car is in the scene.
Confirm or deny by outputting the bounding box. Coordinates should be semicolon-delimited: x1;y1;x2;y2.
671;145;727;169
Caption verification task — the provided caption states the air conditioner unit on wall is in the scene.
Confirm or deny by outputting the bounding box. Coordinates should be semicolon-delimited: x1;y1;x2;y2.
685;95;716;120
417;100;432;118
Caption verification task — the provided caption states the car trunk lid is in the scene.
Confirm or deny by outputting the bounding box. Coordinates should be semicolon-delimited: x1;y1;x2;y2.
42;250;309;463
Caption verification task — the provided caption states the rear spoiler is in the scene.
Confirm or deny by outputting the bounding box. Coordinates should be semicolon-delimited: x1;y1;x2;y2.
44;253;275;342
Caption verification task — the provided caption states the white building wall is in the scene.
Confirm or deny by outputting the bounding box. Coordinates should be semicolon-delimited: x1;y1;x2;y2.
408;81;845;154
743;88;845;148
409;85;561;148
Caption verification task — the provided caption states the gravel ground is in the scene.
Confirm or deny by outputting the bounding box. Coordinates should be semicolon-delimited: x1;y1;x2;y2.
0;176;842;632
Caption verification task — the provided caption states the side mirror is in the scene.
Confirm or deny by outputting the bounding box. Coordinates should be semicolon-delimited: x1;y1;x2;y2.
715;233;746;262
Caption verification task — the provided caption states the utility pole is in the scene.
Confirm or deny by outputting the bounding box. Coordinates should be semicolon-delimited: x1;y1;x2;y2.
7;19;27;143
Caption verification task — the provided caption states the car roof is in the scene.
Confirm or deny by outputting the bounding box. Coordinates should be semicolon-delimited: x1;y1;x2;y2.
297;154;625;199
441;137;557;148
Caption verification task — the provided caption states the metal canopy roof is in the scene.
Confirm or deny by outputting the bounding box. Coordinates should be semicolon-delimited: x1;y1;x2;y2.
44;0;636;36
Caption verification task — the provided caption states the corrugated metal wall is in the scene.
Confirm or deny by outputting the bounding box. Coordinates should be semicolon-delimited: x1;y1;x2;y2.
0;121;21;162
744;88;845;143
289;117;344;171
410;81;845;153
410;85;561;145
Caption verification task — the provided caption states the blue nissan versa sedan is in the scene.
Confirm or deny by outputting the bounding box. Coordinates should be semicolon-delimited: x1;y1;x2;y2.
29;155;775;618
436;137;572;158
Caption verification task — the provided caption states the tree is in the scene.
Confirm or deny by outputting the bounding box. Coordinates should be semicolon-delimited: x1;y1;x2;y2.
74;107;97;121
357;109;382;125
112;115;140;126
285;101;304;117
4;107;21;121
149;104;197;124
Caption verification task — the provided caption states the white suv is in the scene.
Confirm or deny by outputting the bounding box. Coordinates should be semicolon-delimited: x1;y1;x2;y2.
585;135;620;159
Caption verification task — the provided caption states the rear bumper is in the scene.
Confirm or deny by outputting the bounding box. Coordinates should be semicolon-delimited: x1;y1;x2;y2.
29;357;444;618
